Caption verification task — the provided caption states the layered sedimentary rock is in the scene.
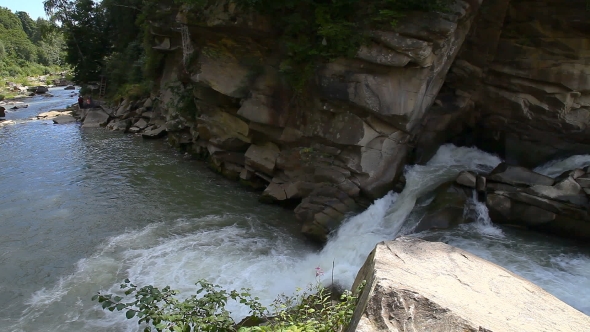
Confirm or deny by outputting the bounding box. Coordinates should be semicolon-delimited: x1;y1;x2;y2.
110;0;482;242
483;163;590;240
104;0;590;242
348;238;590;332
421;163;590;241
417;0;590;167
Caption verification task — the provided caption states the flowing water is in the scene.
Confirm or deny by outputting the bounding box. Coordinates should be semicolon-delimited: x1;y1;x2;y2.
1;89;589;331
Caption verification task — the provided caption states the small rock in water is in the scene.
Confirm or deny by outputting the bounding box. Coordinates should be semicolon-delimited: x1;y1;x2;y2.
0;120;15;127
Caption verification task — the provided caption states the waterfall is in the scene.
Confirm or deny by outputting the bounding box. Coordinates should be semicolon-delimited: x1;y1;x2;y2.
180;25;194;67
10;144;590;332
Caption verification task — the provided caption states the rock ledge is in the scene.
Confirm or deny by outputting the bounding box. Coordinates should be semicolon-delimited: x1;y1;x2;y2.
348;237;590;332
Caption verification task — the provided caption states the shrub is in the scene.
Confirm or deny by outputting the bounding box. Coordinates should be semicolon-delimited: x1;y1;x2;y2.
92;275;364;332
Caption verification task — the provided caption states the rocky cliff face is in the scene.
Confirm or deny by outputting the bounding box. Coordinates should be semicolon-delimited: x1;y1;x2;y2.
109;0;590;242
127;0;482;242
417;0;590;167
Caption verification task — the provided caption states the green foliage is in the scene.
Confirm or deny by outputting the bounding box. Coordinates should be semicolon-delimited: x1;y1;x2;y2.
92;278;364;332
113;82;152;101
0;7;66;77
164;82;199;120
0;7;38;62
61;0;110;82
43;0;450;96
16;11;37;40
255;282;362;332
94;279;267;332
224;0;452;91
44;0;158;99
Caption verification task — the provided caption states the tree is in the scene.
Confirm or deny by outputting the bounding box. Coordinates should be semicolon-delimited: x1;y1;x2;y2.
45;0;109;82
16;11;37;40
0;7;38;62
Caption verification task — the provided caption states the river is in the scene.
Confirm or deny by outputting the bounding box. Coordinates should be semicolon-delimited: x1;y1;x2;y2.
1;88;589;331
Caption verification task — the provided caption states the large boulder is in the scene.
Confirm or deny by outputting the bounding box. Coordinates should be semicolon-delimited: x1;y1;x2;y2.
527;176;588;206
142;126;167;139
197;110;251;150
0;106;5;118
486;190;590;239
487;162;554;187
106;119;131;131
82;109;111;128
413;183;471;233
190;46;257;99
348;238;590;332
35;86;49;94
244;142;280;176
52;115;77;124
295;186;358;242
483;164;590;240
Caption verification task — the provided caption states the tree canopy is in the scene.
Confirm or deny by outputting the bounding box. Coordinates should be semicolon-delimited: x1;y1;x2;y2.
0;6;66;77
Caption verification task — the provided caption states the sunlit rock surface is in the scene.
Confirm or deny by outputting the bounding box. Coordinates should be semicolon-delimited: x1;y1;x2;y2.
348;238;590;332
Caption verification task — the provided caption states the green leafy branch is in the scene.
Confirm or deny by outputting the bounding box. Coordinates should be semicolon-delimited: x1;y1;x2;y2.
92;277;365;332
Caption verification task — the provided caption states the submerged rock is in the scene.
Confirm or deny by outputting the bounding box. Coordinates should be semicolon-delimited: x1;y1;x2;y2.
348;238;590;332
10;104;28;110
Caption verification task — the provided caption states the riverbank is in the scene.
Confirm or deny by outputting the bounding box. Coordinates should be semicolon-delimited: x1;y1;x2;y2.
0;74;73;100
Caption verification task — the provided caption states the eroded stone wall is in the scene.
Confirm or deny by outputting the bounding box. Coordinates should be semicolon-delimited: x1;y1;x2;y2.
419;0;590;167
137;0;482;242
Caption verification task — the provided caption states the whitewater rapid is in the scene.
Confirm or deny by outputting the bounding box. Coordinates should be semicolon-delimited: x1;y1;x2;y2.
7;144;590;331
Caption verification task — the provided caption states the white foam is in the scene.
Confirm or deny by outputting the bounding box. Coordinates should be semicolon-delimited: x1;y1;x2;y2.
15;144;590;331
534;154;590;177
463;192;504;238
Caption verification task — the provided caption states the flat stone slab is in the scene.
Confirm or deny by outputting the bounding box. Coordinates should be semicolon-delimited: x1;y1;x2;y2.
52;115;77;124
82;109;110;128
488;162;554;187
349;237;590;332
